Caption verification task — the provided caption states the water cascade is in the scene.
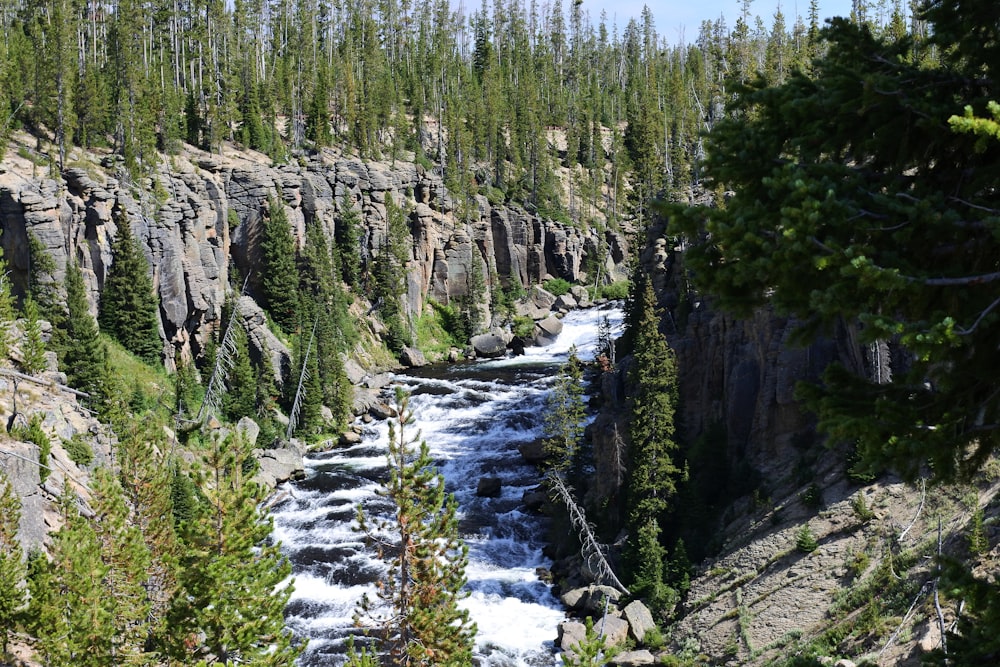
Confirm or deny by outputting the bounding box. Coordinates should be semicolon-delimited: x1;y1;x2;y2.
271;304;624;666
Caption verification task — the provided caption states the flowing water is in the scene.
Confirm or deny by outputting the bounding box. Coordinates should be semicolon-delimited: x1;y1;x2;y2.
271;304;624;666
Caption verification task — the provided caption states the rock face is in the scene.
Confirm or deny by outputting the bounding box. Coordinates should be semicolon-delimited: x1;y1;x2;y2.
0;145;629;377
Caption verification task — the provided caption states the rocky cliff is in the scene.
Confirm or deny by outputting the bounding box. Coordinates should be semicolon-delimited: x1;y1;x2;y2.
0;134;629;377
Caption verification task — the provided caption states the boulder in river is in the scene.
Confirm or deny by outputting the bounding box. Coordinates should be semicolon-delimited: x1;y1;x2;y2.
476;477;502;498
471;332;508;358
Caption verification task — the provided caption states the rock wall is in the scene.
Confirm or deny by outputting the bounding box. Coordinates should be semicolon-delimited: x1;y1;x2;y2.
0;143;628;376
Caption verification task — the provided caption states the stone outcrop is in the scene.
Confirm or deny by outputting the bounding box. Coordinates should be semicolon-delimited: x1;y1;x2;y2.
0;140;629;379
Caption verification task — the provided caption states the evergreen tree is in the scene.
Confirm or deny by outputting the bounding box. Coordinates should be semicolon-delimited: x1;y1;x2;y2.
27;233;59;326
260;196;300;333
168;432;302;666
0;470;25;658
222;320;257;423
669;2;1000;482
27;490;113;667
543;347;586;472
89;467;156;663
336;199;363;287
60;262;107;404
0;250;14;362
98;207;162;365
624;280;681;613
354;389;476;666
19;296;47;375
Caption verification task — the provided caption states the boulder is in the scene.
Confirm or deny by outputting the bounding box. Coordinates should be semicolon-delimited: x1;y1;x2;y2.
236;417;261;448
400;346;428;367
363;373;393;389
254;446;305;488
597;615;630;647
622;600;656;643
339;430;363;446
352;388;381;416
476;477;502;498
554;293;578;311
611;650;655;666
344;358;367;385
570;285;591;307
560;586;590;610
369;402;396;420
522;488;548;511
581;585;623;614
557;621;588;653
533;314;564;346
517;439;547;464
471;333;507;358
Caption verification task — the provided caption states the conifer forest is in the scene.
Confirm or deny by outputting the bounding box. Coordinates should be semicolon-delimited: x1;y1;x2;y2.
1;0;1000;665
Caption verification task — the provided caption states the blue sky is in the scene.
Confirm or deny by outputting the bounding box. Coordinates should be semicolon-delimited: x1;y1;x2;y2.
576;0;857;42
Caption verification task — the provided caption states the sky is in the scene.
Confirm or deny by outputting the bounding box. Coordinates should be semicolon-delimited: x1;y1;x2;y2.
576;0;857;43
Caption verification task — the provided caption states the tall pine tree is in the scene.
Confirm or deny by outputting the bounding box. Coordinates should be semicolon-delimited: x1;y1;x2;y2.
98;206;162;365
354;389;476;666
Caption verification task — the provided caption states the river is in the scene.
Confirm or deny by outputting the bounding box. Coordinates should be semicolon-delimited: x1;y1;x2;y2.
271;303;624;666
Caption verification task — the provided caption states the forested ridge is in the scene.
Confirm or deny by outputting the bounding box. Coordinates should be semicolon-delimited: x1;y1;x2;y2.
0;0;913;220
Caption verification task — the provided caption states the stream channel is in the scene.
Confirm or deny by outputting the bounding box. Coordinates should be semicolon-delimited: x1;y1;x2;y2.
271;303;624;666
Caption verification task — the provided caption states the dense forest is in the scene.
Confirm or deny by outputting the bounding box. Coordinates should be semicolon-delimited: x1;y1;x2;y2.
0;0;922;222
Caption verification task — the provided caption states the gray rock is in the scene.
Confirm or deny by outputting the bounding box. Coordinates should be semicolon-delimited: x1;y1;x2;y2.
344;358;367;385
560;587;590;610
533;314;564;346
339;430;363;446
236;417;260;448
351;388;381;416
253;446;305;488
597;615;630;647
369;402;396;420
611;650;655;666
557;620;588;653
517;439;547;464
363;373;393;389
471;333;507;358
581;585;623;614
622;600;656;643
399;346;428;367
476;477;502;498
554;293;578;310
522;488;548;511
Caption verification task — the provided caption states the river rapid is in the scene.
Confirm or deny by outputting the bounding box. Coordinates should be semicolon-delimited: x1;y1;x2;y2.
271;304;624;666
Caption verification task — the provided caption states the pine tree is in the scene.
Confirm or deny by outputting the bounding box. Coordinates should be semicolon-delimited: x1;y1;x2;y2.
260;195;300;333
222;319;257;423
0;470;26;658
99;207;162;365
19;296;47;375
543;346;586;472
0;250;14;362
60;262;107;404
168;432;302;666
354;389;477;666
89;467;156;663
27;490;113;667
336;199;363;287
625;280;681;613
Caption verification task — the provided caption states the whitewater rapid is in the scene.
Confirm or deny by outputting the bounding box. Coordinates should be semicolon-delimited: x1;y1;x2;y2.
271;304;624;666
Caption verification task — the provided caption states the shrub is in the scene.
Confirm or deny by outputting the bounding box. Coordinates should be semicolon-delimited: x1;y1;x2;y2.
512;315;535;339
850;493;875;523
12;414;52;483
801;483;823;509
598;280;629;300
62;434;94;467
543;277;572;296
795;525;819;553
